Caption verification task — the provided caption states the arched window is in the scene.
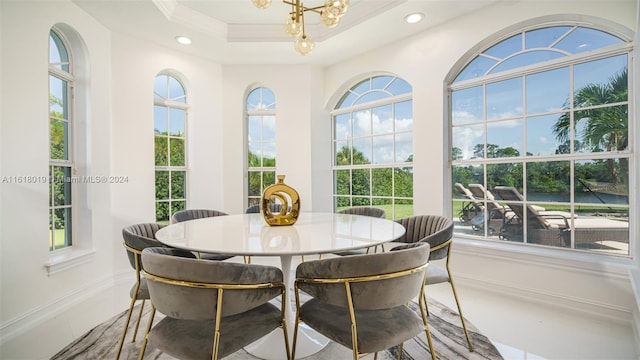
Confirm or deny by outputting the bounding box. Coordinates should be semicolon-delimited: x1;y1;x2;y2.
450;24;632;256
332;75;413;219
246;87;276;207
154;73;188;223
49;29;73;251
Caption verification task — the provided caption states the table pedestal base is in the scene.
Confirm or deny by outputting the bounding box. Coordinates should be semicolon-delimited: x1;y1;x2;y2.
244;323;329;360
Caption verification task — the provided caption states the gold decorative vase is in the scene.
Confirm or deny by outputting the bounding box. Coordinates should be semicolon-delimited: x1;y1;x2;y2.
261;175;300;226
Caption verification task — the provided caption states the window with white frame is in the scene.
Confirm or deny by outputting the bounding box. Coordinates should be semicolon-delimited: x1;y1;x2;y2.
49;29;74;251
450;24;632;256
154;74;188;223
332;75;413;219
246;87;277;208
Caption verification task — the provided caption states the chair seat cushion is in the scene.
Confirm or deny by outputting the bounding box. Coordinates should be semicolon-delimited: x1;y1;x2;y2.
299;298;423;354
130;278;149;299
425;264;450;285
148;302;282;360
197;252;234;261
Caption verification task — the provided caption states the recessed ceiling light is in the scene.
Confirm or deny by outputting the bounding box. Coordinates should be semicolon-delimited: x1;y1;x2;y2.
175;36;192;45
404;13;424;24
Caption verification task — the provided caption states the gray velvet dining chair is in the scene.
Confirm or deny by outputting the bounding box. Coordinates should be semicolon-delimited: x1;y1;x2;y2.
292;242;436;360
116;223;196;360
392;214;473;351
170;208;236;261
138;247;290;360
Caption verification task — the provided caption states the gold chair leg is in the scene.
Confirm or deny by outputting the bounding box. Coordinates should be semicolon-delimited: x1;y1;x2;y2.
116;287;140;360
138;305;156;360
448;273;473;351
418;292;437;360
397;343;404;360
131;299;145;342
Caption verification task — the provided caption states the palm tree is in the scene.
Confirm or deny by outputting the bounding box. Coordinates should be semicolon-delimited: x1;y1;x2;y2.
553;67;628;184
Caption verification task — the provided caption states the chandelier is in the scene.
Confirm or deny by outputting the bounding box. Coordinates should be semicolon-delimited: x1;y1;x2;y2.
251;0;350;55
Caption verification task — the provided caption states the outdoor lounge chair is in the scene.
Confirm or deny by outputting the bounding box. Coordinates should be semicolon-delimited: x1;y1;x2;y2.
492;186;628;249
467;183;517;235
454;183;483;224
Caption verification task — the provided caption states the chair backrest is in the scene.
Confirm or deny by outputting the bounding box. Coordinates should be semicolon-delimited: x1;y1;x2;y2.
171;208;228;223
141;247;284;320
338;206;386;219
245;203;288;214
394;215;453;260
295;242;430;310
492;186;549;229
122;223;166;271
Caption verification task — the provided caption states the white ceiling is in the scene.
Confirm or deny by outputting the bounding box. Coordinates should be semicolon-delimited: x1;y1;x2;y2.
72;0;500;66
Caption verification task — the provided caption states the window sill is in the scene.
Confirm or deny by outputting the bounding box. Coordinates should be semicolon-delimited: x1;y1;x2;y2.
452;235;634;277
44;248;96;276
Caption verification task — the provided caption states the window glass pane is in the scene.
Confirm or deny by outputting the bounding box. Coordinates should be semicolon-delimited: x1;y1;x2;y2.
487;119;522;158
263;142;276;167
574;105;628;153
372;104;392;135
168;76;185;102
355;91;388;105
452;86;483;124
452;165;484;188
52;166;72;206
335;169;351;195
336;92;357;109
169;108;185;136
155;201;169;223
336;196;351;208
352;138;371;165
394;166;413;198
352;197;371;206
574;55;628;106
262;171;276;191
525;26;572;49
246;88;260;110
352;169;370;196
334;113;351;140
555;27;624;54
155;171;169;200
169;138;185;166
353;109;371;137
372;168;392;196
372;135;393;164
261;88;276;110
49;76;68;118
262;116;276;141
154;136;168;166
248;171;261;196
154;106;168;134
526;67;569;114
490;51;565;74
395;100;413;132
487;163;522;190
395;132;413;163
452;124;484;160
526;161;571;202
171;200;186;215
171;171;185;199
154;75;168;100
351;79;370;95
526;114;566;156
386;77;412;95
371;76;394;91
248;143;261;166
334;140;350;165
248;116;262;141
53;207;72;248
575;159;629;205
49;31;69;72
485;33;522;58
455;56;497;83
50;119;68;160
486;77;523;120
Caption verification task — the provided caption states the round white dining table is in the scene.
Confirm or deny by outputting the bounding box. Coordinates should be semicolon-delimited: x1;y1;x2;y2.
155;212;406;360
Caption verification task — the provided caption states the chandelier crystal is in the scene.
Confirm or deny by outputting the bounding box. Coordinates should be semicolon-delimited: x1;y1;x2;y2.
252;0;350;55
